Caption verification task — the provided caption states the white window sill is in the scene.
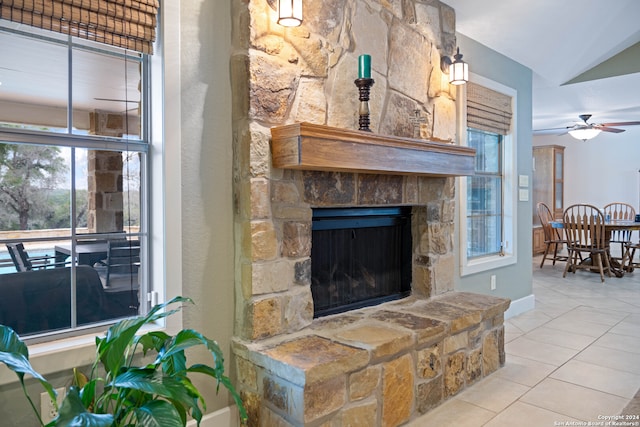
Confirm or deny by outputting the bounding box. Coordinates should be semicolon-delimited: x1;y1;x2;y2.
460;252;517;276
0;333;96;386
0;323;168;386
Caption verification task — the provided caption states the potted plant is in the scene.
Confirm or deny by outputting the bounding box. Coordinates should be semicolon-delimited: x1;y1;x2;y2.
0;296;247;426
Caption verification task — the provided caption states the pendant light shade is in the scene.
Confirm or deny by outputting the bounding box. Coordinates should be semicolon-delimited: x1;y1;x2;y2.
278;0;303;27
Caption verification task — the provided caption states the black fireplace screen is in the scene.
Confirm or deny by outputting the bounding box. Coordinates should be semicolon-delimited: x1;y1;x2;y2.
311;207;412;317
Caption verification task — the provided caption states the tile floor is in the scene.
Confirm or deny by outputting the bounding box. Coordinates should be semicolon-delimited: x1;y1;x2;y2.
408;255;640;427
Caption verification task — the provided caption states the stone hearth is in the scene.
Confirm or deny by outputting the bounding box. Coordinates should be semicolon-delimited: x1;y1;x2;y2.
234;292;509;426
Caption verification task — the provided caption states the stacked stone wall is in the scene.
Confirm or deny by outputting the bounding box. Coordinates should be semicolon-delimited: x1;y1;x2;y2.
232;0;461;342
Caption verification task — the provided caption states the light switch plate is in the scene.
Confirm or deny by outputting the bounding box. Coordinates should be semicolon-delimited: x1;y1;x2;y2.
519;189;529;201
519;174;529;188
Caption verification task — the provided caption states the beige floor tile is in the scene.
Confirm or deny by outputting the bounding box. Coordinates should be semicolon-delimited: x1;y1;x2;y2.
520;378;629;421
543;317;612;338
523;325;597;350
494;354;557;387
550;360;640;398
456;376;530;413
609;320;640;338
503;322;524;343
482;401;580;427
593;332;640;354
575;345;640;375
623;313;640;325
405;398;495;427
504;330;523;343
570;297;639;313
533;301;576;318
505;336;579;366
559;306;629;326
506;311;552;333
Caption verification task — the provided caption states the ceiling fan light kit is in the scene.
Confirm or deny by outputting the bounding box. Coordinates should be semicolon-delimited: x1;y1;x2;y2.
568;127;601;141
534;113;640;141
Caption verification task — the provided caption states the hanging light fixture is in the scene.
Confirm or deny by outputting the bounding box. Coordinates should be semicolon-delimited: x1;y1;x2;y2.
440;47;469;85
568;127;601;141
278;0;303;27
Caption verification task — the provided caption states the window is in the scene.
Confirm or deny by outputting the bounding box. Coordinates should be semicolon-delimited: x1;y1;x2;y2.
467;130;503;258
459;77;517;275
0;22;155;339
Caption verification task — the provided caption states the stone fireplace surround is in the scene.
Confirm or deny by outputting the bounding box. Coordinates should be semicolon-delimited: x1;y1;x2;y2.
231;1;511;425
232;125;510;426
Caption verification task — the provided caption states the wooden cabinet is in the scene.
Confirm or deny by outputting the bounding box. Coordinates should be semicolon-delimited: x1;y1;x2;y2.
532;226;546;254
532;145;565;253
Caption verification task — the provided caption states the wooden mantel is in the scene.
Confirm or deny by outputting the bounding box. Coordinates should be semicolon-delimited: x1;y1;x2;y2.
270;122;475;177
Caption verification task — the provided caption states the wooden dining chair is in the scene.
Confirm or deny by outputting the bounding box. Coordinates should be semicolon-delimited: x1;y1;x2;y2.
536;202;569;268
603;202;635;263
562;204;611;282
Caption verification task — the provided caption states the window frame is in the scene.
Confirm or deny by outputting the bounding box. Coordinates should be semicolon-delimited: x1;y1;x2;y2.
466;129;504;259
0;25;153;336
0;0;181;371
459;74;518;276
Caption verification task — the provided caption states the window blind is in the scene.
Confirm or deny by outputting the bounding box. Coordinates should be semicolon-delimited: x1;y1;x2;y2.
467;82;512;135
0;0;158;54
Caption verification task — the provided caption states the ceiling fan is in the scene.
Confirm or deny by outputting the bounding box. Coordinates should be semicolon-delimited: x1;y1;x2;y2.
534;114;640;141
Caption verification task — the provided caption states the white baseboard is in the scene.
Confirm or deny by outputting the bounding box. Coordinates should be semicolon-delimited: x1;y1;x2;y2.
504;293;535;319
187;406;239;427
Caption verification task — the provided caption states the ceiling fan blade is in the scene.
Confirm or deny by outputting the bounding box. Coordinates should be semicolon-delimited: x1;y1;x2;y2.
533;126;571;135
600;121;640;127
598;126;625;133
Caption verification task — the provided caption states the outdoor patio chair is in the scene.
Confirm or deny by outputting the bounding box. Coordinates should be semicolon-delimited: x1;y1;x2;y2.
95;240;141;291
6;242;69;272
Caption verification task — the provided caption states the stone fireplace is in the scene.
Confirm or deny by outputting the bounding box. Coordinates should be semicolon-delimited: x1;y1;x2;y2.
231;1;510;426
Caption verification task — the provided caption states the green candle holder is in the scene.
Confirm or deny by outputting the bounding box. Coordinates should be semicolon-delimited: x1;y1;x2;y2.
355;78;374;132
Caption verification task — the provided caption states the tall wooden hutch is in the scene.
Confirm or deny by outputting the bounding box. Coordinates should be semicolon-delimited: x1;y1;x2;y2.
532;145;565;254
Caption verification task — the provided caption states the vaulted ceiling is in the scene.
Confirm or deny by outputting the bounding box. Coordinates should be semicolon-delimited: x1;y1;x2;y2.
443;0;640;132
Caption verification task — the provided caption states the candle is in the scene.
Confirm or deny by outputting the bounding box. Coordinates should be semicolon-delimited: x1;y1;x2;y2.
358;54;371;79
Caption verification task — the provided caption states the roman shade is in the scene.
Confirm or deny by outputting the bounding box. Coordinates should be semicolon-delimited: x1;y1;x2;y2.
467;82;512;135
0;0;158;54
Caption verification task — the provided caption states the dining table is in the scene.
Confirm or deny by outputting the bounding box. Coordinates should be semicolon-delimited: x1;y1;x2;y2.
604;220;640;275
550;219;640;277
54;241;109;267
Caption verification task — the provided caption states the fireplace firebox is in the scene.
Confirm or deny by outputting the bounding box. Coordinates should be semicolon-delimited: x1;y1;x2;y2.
311;206;412;317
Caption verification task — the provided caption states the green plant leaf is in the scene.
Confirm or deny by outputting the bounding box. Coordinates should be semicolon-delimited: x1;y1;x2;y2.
135;331;171;356
160;349;187;376
98;296;193;374
134;400;184;427
159;329;225;374
0;325;28;357
112;368;196;408
54;387;113;427
77;378;99;412
0;326;56;404
187;365;248;422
